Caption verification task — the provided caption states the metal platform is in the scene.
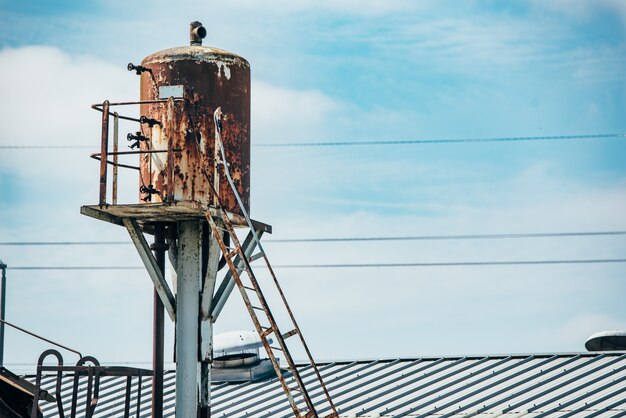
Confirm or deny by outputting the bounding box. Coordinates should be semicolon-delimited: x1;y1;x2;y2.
80;202;272;233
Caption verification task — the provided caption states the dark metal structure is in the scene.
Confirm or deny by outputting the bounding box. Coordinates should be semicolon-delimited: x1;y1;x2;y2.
151;225;165;418
0;366;52;418
73;21;336;418
30;350;151;418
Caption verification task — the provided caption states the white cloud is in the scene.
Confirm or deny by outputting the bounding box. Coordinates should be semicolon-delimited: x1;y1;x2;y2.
0;45;136;197
252;80;341;142
147;0;428;17
0;46;134;145
557;313;626;347
0;45;349;366
0;45;343;198
248;163;626;358
533;0;626;24
1;2;626;369
243;155;626;354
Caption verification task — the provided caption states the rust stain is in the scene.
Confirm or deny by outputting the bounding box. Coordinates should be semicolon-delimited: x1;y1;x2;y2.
138;46;251;215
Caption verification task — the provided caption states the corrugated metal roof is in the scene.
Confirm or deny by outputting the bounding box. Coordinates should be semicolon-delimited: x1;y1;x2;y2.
27;352;626;417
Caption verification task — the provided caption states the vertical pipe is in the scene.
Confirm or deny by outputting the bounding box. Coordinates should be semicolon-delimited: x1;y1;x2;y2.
176;221;201;418
99;101;110;206
112;112;119;205
212;116;220;208
152;225;165;418
165;98;175;203
0;261;6;367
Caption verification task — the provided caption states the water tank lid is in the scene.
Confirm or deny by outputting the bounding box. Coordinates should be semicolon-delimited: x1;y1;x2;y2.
141;45;249;68
585;330;626;351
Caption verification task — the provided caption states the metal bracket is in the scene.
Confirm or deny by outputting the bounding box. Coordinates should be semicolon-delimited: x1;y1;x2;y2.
123;219;176;321
167;237;178;271
208;228;263;322
200;233;220;320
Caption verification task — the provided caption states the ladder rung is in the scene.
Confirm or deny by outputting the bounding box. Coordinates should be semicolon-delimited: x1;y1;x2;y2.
269;346;283;351
282;329;298;339
251;306;264;311
224;250;238;260
260;327;274;338
242;285;256;291
248;252;264;263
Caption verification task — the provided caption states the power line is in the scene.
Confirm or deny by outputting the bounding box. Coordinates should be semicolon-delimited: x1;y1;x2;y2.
1;230;625;246
271;259;626;269
7;259;626;270
0;241;129;246
10;266;143;270
267;231;626;243
0;145;92;149
255;133;626;147
1;133;625;150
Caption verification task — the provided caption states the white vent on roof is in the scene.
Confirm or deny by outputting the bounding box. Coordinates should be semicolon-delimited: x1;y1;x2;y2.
585;330;626;351
214;330;273;356
212;330;275;382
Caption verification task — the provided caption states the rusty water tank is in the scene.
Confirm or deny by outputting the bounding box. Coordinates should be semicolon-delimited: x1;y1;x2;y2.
138;22;250;215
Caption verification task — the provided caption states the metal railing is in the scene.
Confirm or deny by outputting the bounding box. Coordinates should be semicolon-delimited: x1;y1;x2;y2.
31;349;152;418
90;99;183;206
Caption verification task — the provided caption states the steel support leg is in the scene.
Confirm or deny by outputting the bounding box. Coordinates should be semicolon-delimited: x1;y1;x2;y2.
200;361;210;417
152;225;165;418
199;231;218;417
175;221;202;418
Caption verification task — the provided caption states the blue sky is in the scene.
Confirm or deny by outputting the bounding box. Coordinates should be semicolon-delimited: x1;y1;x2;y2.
0;0;625;370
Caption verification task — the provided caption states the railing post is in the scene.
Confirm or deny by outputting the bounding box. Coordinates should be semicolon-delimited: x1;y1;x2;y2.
0;260;6;367
99;101;110;206
112;112;119;205
152;225;165;418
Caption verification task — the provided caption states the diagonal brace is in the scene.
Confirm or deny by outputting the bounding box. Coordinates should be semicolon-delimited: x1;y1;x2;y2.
208;228;263;322
123;218;176;321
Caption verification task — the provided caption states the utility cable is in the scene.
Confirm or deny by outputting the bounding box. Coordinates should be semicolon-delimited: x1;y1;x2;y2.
267;230;626;243
255;133;626;147
270;259;626;269
1;133;625;149
10;267;144;270
0;241;130;246
7;259;626;270
0;145;92;149
1;230;625;246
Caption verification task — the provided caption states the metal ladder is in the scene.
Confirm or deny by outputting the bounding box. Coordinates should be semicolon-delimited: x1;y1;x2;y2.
200;107;337;418
204;209;337;418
